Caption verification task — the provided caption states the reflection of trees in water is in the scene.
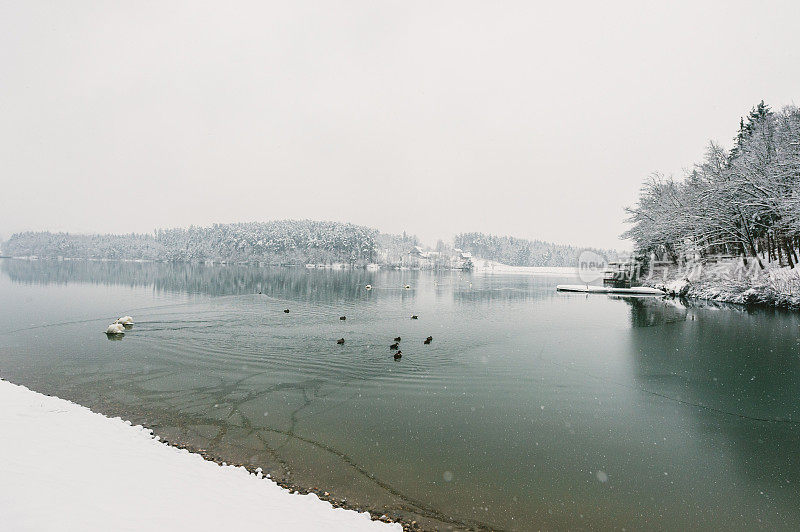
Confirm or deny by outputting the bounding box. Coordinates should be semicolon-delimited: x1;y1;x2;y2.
2;259;578;306
626;305;800;512
621;296;688;327
623;294;790;328
1;259;425;302
3;259;162;289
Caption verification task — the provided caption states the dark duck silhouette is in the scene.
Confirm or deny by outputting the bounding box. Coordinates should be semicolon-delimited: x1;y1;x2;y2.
393;350;402;360
389;342;399;350
339;316;346;321
394;336;401;342
411;315;418;320
423;336;432;344
337;338;345;344
283;309;290;313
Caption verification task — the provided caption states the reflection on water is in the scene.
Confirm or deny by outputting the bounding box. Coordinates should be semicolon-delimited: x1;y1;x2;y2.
1;258;799;530
622;296;688;326
2;259;395;301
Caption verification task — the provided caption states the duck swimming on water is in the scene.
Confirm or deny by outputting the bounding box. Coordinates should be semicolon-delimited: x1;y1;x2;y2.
284;309;290;313
337;338;345;344
339;316;346;321
394;336;401;342
423;336;432;344
389;342;399;350
411;315;418;320
393;350;402;360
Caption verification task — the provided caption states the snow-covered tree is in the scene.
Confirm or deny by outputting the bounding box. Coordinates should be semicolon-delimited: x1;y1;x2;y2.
623;103;800;268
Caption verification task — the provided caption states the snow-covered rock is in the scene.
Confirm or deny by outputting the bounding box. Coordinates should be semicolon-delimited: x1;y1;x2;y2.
105;323;125;335
664;279;690;297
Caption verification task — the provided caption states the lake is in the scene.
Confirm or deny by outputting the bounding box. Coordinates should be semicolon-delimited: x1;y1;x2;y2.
1;258;799;530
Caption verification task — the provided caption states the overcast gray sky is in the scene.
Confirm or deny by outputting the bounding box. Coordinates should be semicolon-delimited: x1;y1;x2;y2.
1;1;798;249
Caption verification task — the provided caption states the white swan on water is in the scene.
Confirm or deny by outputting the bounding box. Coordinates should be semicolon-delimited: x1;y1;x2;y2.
106;323;125;335
116;316;134;325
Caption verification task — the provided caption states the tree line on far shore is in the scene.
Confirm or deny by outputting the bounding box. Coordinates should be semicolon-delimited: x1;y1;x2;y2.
3;221;379;265
2;223;607;268
623;102;800;268
454;232;619;267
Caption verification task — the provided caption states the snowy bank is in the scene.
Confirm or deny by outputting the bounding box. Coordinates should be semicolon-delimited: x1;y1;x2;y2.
0;379;400;532
645;260;800;309
470;256;577;276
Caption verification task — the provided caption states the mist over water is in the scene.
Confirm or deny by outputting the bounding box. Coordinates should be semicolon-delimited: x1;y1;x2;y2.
1;259;799;529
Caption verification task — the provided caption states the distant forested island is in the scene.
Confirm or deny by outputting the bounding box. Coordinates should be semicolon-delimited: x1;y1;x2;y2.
3;221;380;265
1;221;605;269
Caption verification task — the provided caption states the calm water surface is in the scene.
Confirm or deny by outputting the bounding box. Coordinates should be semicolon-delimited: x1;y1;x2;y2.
1;259;799;530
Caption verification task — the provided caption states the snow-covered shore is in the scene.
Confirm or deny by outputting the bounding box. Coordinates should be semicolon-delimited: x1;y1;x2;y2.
0;378;400;532
470;256;577;276
644;260;800;309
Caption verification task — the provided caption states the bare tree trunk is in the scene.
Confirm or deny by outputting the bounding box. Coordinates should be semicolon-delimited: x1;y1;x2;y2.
768;233;776;262
784;237;796;269
742;236;763;268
